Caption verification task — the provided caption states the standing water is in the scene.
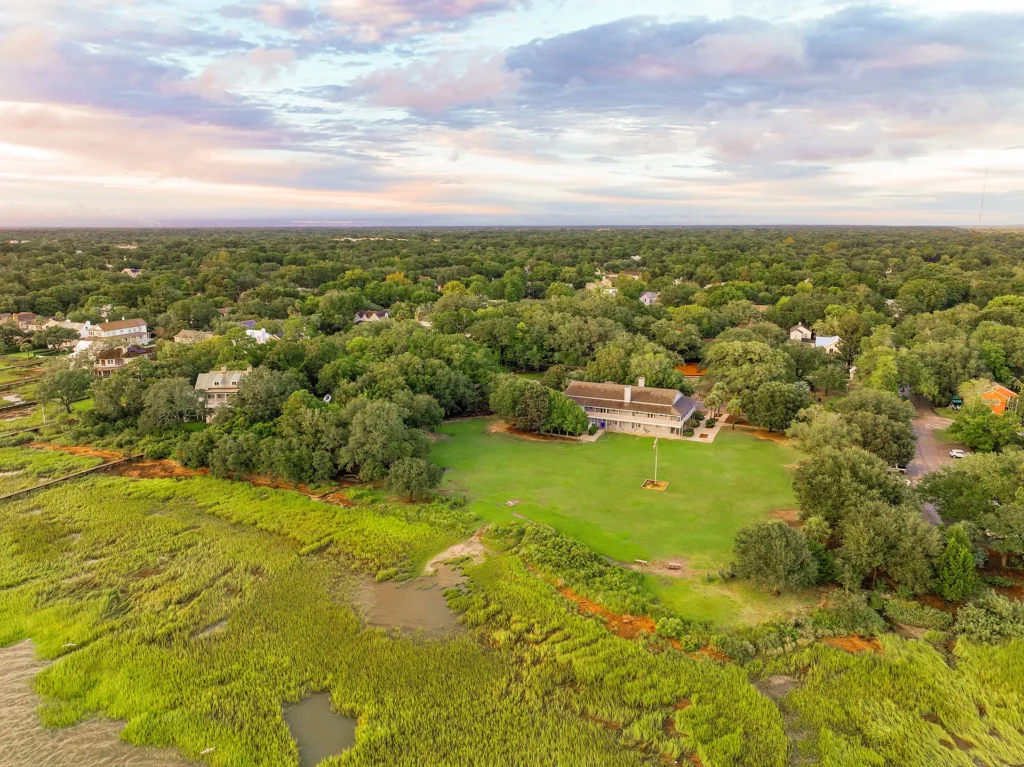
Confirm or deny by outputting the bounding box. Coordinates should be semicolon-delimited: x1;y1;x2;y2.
284;694;357;767
359;563;464;635
0;640;195;767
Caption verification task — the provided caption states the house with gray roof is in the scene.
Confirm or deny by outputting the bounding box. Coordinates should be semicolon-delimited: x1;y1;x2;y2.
195;366;252;413
564;378;697;438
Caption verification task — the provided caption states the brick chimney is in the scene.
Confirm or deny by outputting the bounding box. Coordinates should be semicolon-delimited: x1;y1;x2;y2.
624;385;632;404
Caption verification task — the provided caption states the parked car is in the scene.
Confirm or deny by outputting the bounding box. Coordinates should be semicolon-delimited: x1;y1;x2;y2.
949;449;971;459
894;464;908;473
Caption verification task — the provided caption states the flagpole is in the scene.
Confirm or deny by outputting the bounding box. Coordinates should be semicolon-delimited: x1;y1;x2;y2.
654;437;659;483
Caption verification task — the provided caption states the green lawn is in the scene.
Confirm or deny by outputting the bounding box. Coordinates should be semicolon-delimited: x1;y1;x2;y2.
432;419;809;624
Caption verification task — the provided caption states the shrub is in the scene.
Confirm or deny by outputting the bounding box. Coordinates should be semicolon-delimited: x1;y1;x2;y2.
983;575;1014;589
705;418;716;428
882;599;953;630
588;424;597;435
809;541;839;585
682;428;694;437
810;590;886;636
954;592;1024;642
733;520;817;593
934;525;980;602
710;633;755;663
482;522;525;551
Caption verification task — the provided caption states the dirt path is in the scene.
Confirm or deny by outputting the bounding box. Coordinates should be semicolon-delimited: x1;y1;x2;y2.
625;557;691;578
821;635;882;653
425;529;487;575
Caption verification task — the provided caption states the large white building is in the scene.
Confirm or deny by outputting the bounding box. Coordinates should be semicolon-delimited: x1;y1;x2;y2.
564;378;697;438
85;318;150;344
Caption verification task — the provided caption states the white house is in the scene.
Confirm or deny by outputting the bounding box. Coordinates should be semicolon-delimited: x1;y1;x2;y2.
564;378;697;439
195;366;252;412
815;335;842;355
121;268;142;278
639;291;659;306
85;318;150;345
245;328;279;344
789;323;813;342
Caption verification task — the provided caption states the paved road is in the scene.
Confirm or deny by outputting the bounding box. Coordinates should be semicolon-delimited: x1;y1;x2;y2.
907;395;957;524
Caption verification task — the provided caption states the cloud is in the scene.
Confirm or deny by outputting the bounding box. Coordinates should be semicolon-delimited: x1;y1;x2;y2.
189;48;298;98
352;50;522;112
322;0;518;40
693;28;805;74
224;0;520;43
0;25;60;68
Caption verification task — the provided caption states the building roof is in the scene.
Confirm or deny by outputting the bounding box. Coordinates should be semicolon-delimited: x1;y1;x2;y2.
790;323;811;333
983;383;1018;399
174;329;214;341
195;367;250;391
95;345;152;361
815;335;841;347
97;318;146;331
564;381;697;418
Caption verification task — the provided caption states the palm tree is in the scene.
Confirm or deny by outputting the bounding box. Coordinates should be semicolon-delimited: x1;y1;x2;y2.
703;384;726;418
726;397;743;430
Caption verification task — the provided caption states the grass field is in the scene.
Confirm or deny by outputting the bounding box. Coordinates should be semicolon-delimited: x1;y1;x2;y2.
432;419;809;624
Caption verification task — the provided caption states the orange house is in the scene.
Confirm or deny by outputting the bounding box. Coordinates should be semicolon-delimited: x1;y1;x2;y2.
675;362;707;377
981;383;1019;415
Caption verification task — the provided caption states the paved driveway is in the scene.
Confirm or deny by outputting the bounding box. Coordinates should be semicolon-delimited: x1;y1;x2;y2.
907;395;959;524
907;404;954;481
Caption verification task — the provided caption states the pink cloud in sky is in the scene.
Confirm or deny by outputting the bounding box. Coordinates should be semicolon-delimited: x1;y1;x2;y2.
190;48;298;97
694;29;805;75
356;50;521;112
0;25;60;69
322;0;517;41
608;28;805;82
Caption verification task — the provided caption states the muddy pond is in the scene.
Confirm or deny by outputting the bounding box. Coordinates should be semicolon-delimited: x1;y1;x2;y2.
0;641;195;767
284;694;357;767
358;562;465;635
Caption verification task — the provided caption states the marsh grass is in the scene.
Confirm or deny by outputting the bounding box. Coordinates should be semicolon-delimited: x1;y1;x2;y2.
0;447;102;494
760;636;1024;766
0;472;744;766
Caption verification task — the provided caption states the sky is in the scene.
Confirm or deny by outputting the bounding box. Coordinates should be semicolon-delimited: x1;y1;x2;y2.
0;0;1022;227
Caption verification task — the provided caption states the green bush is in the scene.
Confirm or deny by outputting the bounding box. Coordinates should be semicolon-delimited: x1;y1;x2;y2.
654;616;704;642
705;418;716;428
983;575;1015;588
710;633;755;663
482;522;525;551
954;592;1024;642
682;428;694;437
810;590;886;636
882;599;954;630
